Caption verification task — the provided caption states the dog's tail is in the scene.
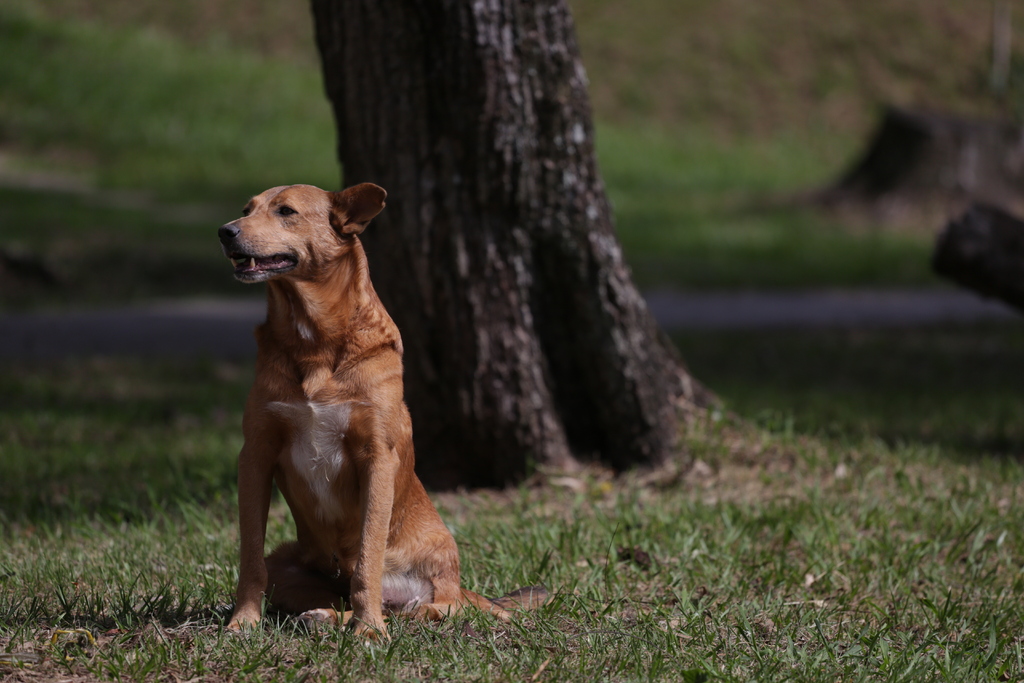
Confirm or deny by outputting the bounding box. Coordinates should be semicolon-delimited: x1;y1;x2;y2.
490;585;550;611
460;585;549;620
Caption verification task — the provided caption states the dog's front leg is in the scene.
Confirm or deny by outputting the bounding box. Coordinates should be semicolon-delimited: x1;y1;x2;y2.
349;443;399;640
227;440;274;630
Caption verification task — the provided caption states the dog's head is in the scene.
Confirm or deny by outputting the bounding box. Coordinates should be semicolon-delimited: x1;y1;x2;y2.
218;183;386;283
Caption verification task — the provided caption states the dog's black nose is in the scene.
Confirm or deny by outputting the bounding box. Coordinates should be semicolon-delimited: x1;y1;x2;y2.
219;224;241;246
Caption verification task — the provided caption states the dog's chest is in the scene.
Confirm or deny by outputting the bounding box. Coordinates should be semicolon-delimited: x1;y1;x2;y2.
269;400;350;521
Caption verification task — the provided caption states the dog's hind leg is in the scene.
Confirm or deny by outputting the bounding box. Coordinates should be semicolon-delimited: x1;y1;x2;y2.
264;541;351;626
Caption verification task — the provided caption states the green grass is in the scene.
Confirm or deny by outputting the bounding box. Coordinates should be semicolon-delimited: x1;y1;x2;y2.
0;5;338;199
0;358;248;521
3;327;1024;681
599;126;938;290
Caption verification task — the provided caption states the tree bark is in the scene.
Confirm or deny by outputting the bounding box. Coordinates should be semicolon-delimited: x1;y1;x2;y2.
933;203;1024;314
310;0;708;487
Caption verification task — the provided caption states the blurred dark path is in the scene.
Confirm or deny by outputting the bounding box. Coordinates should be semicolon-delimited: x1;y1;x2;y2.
0;289;1016;359
643;288;1017;330
0;299;264;359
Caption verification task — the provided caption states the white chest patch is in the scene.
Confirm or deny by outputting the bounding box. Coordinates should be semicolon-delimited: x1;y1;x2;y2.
268;401;351;521
295;319;315;341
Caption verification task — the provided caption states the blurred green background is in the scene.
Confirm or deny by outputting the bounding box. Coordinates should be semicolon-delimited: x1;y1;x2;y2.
1;0;1015;308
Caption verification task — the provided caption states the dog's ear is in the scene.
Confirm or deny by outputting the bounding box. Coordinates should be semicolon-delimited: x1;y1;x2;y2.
329;183;387;235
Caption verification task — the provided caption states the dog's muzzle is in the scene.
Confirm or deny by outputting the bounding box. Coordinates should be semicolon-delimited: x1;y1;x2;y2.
218;223;298;282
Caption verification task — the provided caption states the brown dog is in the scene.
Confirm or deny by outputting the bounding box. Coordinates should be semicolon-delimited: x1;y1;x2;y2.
219;183;545;638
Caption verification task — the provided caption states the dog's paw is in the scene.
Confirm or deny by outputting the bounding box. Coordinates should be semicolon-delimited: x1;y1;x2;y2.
297;608;341;631
226;619;257;633
350;617;390;643
226;610;262;632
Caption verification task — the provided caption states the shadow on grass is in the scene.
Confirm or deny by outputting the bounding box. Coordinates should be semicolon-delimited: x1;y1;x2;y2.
0;358;252;525
675;322;1024;460
5;323;1023;526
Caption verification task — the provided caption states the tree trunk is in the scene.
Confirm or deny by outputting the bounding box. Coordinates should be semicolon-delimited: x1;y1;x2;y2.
820;106;1024;214
933;203;1024;314
310;0;708;487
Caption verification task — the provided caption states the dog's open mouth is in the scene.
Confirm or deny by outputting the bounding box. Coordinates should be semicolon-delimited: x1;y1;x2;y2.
228;252;298;281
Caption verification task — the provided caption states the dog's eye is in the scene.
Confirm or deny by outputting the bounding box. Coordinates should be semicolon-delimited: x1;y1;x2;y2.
241;206;251;216
277;206;296;216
